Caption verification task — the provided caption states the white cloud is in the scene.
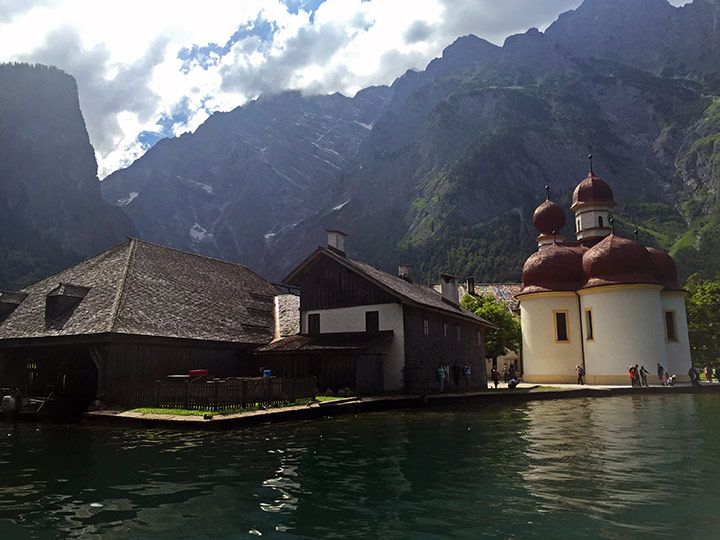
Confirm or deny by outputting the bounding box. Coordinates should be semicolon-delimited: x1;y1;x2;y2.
0;0;695;178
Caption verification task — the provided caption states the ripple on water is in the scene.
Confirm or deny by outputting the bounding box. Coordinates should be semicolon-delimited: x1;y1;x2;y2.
2;395;720;539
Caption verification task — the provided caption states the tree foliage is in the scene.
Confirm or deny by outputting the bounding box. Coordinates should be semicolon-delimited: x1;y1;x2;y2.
685;273;720;366
461;293;521;360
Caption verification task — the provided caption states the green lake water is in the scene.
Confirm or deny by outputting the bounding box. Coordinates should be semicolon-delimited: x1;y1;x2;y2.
1;394;720;539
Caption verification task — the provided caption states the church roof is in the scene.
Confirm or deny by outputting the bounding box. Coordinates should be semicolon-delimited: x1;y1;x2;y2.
0;239;277;344
533;199;566;235
571;171;616;210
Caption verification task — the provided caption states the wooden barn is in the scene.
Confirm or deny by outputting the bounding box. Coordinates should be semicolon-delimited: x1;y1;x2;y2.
0;239;277;410
258;231;491;394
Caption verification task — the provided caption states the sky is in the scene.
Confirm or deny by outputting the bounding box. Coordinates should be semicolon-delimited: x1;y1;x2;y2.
0;0;692;179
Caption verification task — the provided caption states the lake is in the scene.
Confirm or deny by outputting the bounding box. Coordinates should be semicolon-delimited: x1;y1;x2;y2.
1;393;719;539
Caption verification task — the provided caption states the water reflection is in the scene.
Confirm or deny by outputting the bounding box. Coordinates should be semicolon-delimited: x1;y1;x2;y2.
2;395;720;539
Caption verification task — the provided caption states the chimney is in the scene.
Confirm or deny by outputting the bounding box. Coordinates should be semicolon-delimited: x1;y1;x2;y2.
466;277;475;296
398;264;413;283
439;273;458;306
327;230;347;256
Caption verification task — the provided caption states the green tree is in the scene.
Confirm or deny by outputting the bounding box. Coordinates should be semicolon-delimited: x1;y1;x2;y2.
685;273;720;366
461;293;521;363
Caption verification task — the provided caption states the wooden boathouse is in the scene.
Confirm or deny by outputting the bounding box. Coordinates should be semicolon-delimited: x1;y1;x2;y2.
0;239;278;411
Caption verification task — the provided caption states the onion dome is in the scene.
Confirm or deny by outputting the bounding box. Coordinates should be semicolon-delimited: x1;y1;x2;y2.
521;243;585;293
571;171;616;210
533;199;566;235
646;247;680;290
582;234;658;288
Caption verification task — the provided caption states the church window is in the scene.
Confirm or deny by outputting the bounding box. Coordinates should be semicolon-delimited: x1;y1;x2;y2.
585;309;594;341
554;310;569;342
664;310;678;342
444;323;449;339
577;219;581;231
423;318;429;335
598;216;604;228
456;325;461;340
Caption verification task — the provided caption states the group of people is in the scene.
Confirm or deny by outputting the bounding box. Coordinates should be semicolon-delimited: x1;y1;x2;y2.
489;363;518;389
627;364;651;387
436;361;472;392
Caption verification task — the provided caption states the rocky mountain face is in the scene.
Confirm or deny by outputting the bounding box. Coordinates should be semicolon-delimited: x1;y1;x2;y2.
101;87;391;277
0;64;135;290
99;0;720;285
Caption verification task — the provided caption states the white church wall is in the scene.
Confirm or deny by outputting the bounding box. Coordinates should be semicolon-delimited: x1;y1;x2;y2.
661;292;692;381
579;285;667;384
520;292;582;383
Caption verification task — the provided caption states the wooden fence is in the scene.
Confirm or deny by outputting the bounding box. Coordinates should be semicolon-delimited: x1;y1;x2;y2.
106;377;317;411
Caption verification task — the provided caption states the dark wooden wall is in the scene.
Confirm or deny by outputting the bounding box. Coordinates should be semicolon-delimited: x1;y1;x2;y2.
0;346;98;405
403;306;487;389
103;343;255;388
297;257;397;311
257;352;384;395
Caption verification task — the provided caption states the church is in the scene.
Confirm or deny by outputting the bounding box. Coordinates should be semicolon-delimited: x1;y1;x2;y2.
517;162;692;384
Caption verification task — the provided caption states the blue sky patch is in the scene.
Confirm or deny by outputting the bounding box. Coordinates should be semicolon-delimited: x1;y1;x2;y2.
177;15;279;73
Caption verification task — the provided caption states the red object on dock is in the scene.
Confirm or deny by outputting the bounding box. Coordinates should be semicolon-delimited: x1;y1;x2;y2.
189;369;208;377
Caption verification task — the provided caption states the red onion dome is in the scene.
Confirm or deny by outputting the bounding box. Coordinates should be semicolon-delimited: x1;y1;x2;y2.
571;172;615;210
533;199;566;235
521;243;585;293
582;234;658;288
646;247;680;290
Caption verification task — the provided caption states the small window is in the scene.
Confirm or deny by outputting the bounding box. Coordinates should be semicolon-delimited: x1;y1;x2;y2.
308;313;320;335
477;330;482;345
423;318;429;335
554;310;569;342
365;311;379;333
664;310;678;342
598;216;604;228
577;219;581;231
456;325;461;341
585;309;594;341
443;323;449;339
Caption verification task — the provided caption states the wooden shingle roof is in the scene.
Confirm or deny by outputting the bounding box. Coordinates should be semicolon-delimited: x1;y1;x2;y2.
284;247;491;327
0;239;277;344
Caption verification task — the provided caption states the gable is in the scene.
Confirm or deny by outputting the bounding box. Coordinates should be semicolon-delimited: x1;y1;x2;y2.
294;253;398;311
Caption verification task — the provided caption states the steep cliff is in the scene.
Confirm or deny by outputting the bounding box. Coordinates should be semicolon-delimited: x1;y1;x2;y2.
0;64;135;289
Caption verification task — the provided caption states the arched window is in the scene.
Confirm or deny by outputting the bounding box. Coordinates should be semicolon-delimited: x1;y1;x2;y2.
598;216;604;228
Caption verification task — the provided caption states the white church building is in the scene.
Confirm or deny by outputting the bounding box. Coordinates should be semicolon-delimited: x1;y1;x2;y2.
517;164;692;384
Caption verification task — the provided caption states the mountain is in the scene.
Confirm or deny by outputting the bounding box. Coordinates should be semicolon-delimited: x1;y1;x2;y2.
0;64;135;290
101;87;391;277
99;0;720;285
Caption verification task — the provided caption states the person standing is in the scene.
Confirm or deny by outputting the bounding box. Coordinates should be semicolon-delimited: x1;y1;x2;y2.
629;366;636;387
633;364;641;387
463;362;472;391
436;363;447;392
576;364;585;385
639;365;649;387
657;363;664;384
508;363;517;382
491;368;500;389
452;362;462;389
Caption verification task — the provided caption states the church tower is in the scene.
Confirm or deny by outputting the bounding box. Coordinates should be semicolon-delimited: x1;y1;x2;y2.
571;156;616;241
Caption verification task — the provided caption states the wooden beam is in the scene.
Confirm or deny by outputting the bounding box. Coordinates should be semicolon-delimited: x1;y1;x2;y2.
88;345;107;401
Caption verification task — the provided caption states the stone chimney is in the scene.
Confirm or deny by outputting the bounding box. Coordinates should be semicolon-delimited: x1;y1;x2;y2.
327;230;347;256
398;264;413;283
466;277;475;296
440;273;459;306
